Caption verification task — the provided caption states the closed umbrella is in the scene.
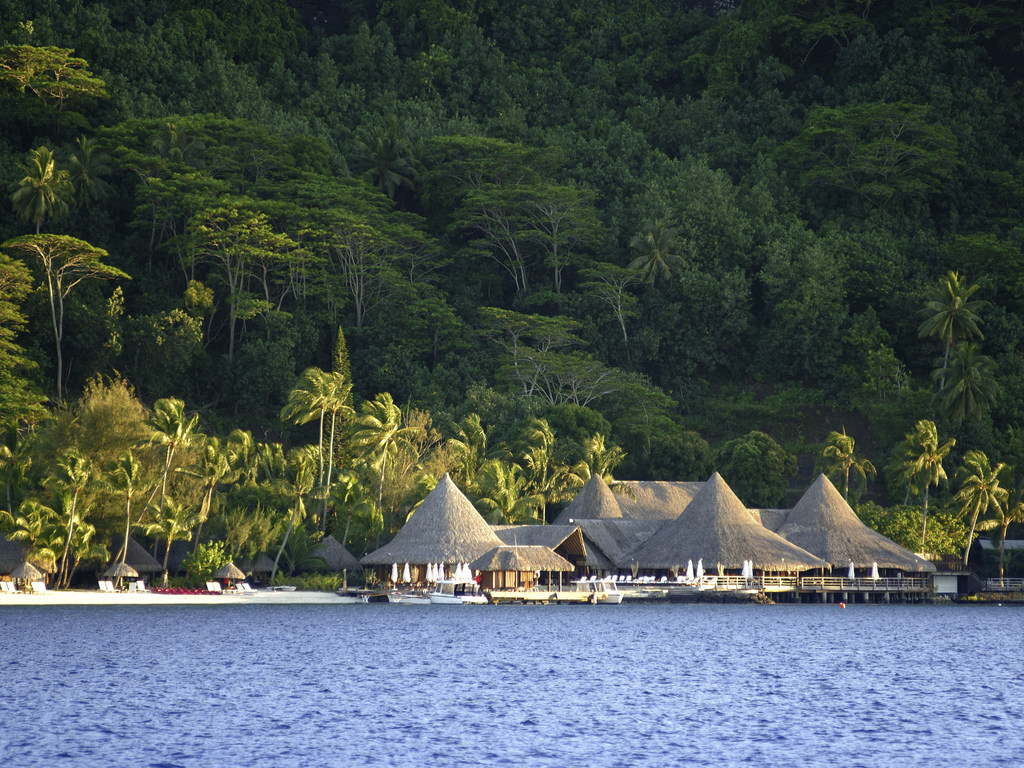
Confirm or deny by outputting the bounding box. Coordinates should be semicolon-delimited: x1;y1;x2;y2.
847;562;855;580
426;563;434;582
685;559;694;581
391;563;399;584
696;558;704;580
402;563;411;583
871;562;879;580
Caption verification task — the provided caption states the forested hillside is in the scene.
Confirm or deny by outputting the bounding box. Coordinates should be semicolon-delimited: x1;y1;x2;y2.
2;1;1023;579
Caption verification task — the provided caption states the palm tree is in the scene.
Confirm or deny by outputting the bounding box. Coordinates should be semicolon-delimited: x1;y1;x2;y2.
46;448;92;587
445;413;499;487
992;479;1024;579
143;498;201;586
0;423;32;516
472;459;543;525
225;428;259;484
103;450;146;568
576;433;627;484
271;447;317;581
10;145;73;234
955;450;1007;567
7;498;60;570
628;219;683;285
516;418;585;521
179;436;236;553
350;393;414;537
144;397;200;515
886;420;955;552
68;135;112;206
819;428;876;501
935;341;1000;425
918;271;984;390
353;114;420;199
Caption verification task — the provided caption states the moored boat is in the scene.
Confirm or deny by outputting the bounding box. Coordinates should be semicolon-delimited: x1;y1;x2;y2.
567;577;623;604
428;577;488;605
388;591;432;605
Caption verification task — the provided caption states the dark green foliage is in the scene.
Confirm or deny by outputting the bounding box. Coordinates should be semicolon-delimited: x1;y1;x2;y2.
715;430;798;507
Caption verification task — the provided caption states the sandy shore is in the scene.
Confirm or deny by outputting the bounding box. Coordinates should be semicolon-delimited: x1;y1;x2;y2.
0;589;351;607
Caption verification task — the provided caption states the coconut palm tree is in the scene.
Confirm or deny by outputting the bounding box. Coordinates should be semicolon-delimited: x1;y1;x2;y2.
0;423;32;516
472;459;543;525
144;397;199;515
819;428;876;501
7;498;59;569
271;447;317;581
992;479;1024;579
46;448;92;587
350;393;414;522
516;418;585;521
955;450;1007;567
353;114;420;199
10;145;73;234
918;271;984;390
886;420;955;552
68;135;112;206
103;450;146;567
445;413;502;487
179;436;236;553
143;497;201;586
576;433;627;484
628;218;683;285
935;341;1000;425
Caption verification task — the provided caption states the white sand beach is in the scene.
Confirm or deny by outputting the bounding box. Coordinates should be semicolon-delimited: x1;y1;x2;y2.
0;589;350;607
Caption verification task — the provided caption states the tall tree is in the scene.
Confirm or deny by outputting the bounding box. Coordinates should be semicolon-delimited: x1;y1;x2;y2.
350;393;415;540
0;253;46;425
144;398;200;516
935;341;1000;425
270;446;317;581
918;271;984;391
818;428;876;501
143;497;200;586
46;449;92;588
1;235;129;401
886;420;955;552
103;450;146;568
955;450;1007;567
628;219;682;285
181;436;237;553
68;135;112;206
10;146;73;234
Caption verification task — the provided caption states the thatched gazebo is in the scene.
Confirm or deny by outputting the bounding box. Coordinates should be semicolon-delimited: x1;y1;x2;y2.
470;545;573;591
104;561;139;588
10;560;42;587
624;472;828;575
779;474;936;575
214;562;246;588
360;474;504;585
308;535;363;573
122;537;163;580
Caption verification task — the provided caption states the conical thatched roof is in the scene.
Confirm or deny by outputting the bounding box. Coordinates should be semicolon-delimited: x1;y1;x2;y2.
551;474;624;525
214;562;246;580
361;474;503;566
779;474;936;572
124;537;163;574
471;545;574;573
104;561;139;579
752;508;789;532
624;473;828;571
309;535;362;572
613;480;704;520
11;560;42;580
243;554;276;574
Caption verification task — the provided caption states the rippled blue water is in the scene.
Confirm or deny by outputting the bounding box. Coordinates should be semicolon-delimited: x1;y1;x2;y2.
1;603;1021;767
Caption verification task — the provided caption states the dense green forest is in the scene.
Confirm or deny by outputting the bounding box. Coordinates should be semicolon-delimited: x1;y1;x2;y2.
2;0;1024;584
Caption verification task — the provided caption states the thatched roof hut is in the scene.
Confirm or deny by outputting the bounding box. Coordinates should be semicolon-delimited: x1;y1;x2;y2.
551;474;625;525
104;561;139;579
0;536;28;573
361;474;504;566
613;480;704;520
471;545;573;573
751;508;789;532
11;560;42;581
779;474;936;572
123;537;163;574
309;535;362;572
243;554;276;574
574;519;665;569
214;562;246;580
492;524;587;566
624;473;828;571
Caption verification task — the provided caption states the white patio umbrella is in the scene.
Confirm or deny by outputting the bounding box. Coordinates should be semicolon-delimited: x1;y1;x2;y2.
871;562;879;580
403;562;412;583
847;562;856;580
391;562;399;583
429;563;436;582
696;558;704;580
685;559;694;581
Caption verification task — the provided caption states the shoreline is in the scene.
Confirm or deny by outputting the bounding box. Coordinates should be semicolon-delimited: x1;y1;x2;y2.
0;588;348;606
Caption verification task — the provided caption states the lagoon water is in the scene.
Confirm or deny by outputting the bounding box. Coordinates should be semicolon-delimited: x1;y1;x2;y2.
1;602;1022;767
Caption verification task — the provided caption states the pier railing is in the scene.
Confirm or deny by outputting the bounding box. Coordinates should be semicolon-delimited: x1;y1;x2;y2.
983;578;1024;592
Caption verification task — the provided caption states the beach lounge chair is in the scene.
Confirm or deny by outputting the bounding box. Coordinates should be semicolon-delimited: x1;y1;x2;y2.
98;580;111;592
30;580;47;592
206;581;223;593
1;581;14;593
239;582;254;592
135;580;147;592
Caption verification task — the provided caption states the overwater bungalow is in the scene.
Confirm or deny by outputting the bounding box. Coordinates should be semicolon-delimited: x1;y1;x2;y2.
360;473;503;585
492;524;587;570
470;545;574;591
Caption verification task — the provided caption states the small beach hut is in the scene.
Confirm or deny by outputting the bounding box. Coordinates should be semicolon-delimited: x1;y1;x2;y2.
623;473;829;576
308;535;363;573
104;561;139;589
214;562;246;589
11;560;42;589
360;474;504;585
778;475;936;575
241;554;276;586
470;545;573;591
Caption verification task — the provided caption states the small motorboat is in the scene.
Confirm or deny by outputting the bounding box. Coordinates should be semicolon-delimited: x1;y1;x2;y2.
388;591;431;605
428;578;487;605
569;577;624;605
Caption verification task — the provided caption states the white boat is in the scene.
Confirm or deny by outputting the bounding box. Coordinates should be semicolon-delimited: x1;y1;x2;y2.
388;591;431;605
428;578;488;605
569;578;623;605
